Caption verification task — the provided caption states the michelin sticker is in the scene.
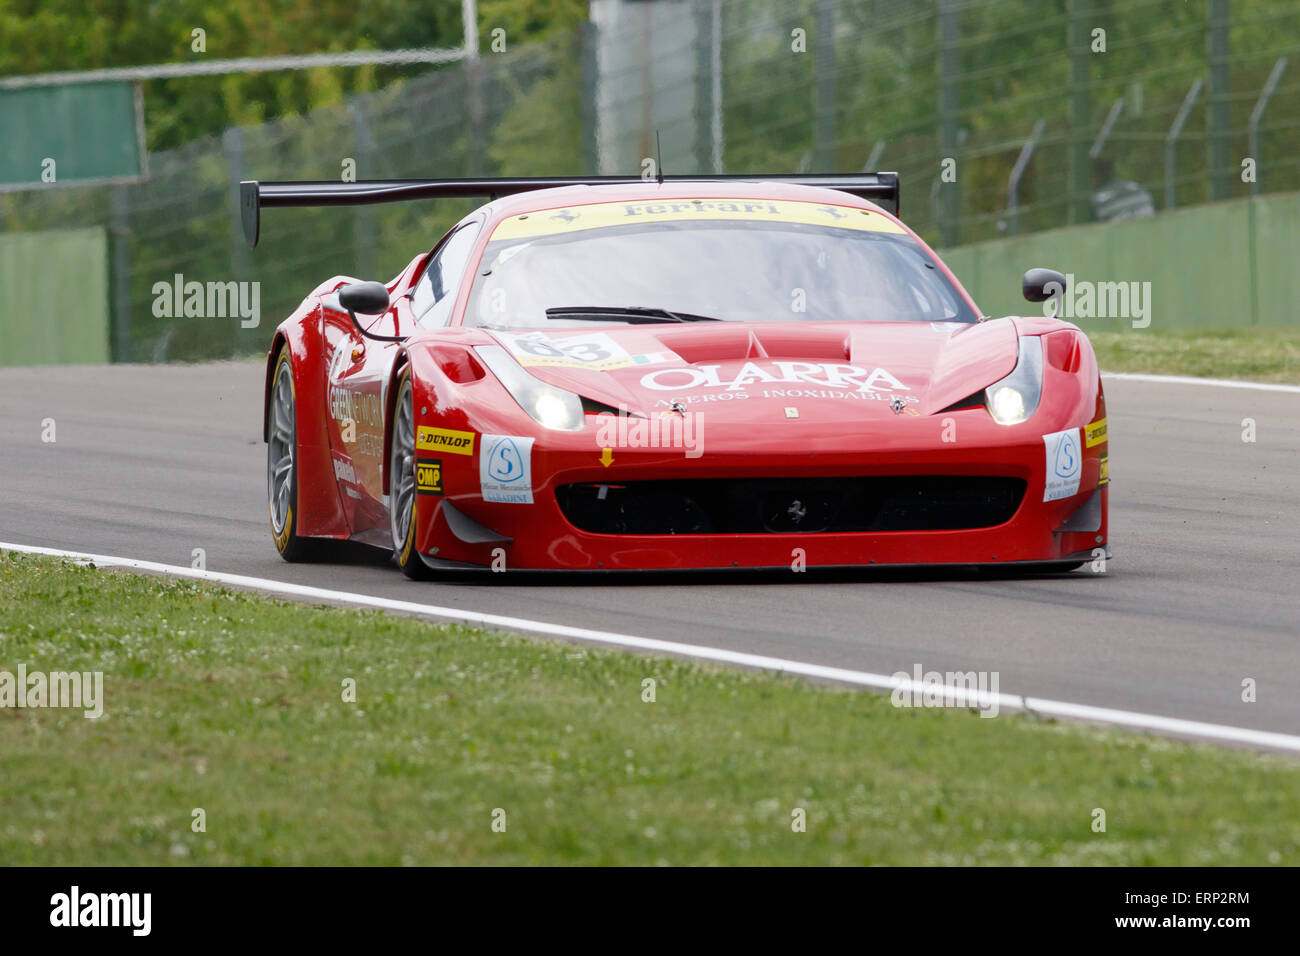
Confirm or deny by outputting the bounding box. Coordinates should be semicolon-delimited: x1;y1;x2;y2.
1042;428;1082;502
480;434;535;504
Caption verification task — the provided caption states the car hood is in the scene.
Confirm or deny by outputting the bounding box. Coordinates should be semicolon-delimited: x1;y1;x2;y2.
485;319;1020;422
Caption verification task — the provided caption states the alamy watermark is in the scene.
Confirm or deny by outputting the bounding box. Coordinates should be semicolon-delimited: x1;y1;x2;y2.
0;665;104;718
151;273;260;328
1042;274;1151;328
595;407;704;459
890;663;1000;718
50;886;150;936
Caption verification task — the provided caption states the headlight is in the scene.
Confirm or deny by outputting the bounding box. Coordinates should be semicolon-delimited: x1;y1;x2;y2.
984;335;1043;425
475;344;585;431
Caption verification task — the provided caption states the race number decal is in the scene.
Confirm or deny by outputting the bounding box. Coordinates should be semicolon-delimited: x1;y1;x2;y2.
494;331;668;371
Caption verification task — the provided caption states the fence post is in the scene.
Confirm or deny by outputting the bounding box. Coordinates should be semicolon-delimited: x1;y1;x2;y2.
864;139;885;172
1007;119;1046;237
1248;57;1288;196
462;0;481;174
709;0;723;172
812;0;836;173
938;0;961;247
693;0;714;174
1067;0;1093;225
110;184;131;362
1090;98;1125;160
1164;78;1202;210
1206;0;1231;200
223;127;253;356
579;20;599;174
350;96;376;281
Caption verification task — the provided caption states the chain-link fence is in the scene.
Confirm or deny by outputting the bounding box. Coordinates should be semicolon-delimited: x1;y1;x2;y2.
4;0;1299;362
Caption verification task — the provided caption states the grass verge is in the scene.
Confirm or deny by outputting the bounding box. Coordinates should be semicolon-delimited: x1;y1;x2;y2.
1;553;1297;865
1090;328;1300;382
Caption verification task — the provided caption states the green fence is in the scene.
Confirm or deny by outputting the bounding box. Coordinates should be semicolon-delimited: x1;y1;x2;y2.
0;227;109;366
941;191;1300;329
4;0;1300;362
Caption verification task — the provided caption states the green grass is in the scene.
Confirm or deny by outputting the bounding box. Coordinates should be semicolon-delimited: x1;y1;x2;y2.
1090;328;1300;382
1;553;1297;865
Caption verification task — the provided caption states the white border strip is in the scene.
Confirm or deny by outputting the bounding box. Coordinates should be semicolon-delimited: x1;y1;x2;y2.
5;541;1300;755
1103;371;1300;393
0;48;468;90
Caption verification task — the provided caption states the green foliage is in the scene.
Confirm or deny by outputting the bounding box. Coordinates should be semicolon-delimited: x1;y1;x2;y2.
0;0;584;151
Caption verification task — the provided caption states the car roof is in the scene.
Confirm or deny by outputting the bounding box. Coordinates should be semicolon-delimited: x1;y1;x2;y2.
475;180;896;225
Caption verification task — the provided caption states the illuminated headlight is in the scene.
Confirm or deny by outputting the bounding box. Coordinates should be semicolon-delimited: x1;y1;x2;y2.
475;344;585;431
984;335;1043;425
988;386;1026;423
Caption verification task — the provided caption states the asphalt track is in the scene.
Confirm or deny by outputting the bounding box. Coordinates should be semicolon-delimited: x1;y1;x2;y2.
1;361;1297;741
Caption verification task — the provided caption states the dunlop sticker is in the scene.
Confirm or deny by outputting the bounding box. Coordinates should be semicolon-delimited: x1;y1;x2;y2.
417;426;476;456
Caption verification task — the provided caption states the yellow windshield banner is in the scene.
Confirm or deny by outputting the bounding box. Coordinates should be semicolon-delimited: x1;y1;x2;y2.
490;198;907;241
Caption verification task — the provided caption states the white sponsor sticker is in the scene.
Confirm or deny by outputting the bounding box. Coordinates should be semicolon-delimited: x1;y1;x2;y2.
1042;428;1083;501
494;331;668;371
640;361;910;394
332;457;357;484
480;434;535;504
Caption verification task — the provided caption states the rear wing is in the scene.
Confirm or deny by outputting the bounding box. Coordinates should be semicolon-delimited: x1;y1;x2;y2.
238;172;900;246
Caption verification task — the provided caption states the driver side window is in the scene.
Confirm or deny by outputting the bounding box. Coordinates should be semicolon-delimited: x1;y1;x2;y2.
411;222;481;327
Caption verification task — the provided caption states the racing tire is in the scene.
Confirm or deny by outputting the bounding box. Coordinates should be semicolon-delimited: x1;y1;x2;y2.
390;370;435;580
267;345;324;562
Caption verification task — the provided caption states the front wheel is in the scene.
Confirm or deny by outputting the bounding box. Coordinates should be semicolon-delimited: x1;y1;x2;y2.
267;345;322;561
390;371;434;579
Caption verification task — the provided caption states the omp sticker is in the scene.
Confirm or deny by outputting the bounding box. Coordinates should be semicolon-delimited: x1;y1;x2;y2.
1043;428;1083;502
494;330;670;371
1085;417;1108;447
415;459;443;496
490;199;906;241
416;426;476;456
480;435;535;504
1098;453;1109;487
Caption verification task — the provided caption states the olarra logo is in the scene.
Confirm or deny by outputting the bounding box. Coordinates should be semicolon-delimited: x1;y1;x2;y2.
640;361;909;394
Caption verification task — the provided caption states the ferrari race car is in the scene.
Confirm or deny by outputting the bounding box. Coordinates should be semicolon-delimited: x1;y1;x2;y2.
245;172;1109;576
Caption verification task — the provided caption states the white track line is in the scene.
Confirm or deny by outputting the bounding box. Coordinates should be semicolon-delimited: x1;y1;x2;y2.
5;541;1299;754
1102;371;1300;393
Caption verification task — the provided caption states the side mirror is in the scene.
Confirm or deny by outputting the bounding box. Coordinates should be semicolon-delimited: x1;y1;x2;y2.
338;281;391;315
1022;268;1067;303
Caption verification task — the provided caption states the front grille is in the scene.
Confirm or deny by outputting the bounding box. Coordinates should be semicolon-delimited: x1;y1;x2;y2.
556;476;1026;535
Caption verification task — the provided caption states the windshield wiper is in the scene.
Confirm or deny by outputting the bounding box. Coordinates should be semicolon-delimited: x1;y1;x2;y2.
545;306;723;324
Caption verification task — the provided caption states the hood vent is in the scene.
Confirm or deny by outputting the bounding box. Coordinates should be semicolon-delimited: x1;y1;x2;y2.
653;325;851;363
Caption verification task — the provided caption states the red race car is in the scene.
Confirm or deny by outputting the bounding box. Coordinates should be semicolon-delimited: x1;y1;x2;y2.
244;173;1108;577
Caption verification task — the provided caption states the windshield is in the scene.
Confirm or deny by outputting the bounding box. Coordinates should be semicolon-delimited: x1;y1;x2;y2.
464;199;978;328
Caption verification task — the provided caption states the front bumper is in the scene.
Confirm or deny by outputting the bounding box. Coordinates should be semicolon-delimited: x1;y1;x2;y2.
411;423;1109;571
